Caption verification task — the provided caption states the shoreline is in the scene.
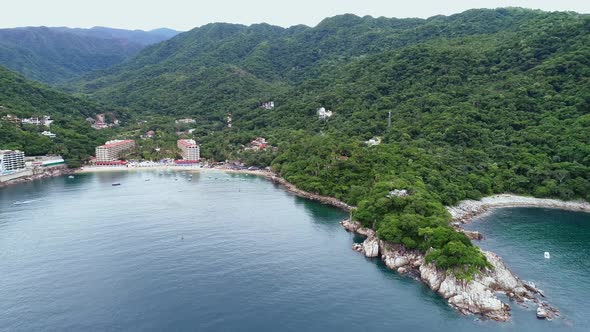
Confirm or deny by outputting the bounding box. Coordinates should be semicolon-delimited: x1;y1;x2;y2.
447;194;590;223
76;165;355;211
0;167;74;189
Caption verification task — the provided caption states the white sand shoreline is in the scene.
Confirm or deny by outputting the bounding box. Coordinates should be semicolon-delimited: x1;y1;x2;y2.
448;194;590;223
75;165;203;173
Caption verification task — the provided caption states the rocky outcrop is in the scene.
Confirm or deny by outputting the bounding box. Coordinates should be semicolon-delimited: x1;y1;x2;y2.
266;174;354;211
342;220;379;258
461;229;484;240
362;237;380;258
340;219;559;322
535;302;559;319
0;167;73;188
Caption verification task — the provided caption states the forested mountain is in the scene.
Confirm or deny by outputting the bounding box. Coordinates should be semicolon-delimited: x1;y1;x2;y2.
0;26;178;83
11;8;590;274
52;26;180;46
75;8;575;113
0;66;121;166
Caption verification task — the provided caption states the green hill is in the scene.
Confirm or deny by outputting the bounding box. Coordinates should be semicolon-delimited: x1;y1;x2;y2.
0;66;121;165
49;8;590;274
75;8;559;112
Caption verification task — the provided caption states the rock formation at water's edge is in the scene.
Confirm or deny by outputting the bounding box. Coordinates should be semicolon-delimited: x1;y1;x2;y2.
341;219;559;321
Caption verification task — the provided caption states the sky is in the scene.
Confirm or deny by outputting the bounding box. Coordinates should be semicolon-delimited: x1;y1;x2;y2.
2;0;589;31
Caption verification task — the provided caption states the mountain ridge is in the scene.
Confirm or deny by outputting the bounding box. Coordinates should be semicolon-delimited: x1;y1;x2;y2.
0;26;180;83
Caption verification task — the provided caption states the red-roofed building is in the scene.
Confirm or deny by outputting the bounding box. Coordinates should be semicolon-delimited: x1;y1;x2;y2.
177;139;200;161
95;139;135;162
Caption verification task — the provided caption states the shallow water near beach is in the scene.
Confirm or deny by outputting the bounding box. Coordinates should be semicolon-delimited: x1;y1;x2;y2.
0;171;588;331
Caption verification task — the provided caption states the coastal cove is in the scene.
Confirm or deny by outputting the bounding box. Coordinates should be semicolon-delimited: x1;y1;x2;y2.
0;171;588;331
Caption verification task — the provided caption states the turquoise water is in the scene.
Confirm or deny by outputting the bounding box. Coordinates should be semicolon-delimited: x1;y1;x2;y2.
0;171;588;331
465;207;590;329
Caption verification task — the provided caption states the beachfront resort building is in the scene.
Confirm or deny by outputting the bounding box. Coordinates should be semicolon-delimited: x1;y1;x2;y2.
0;150;26;174
95;139;136;162
177;139;200;161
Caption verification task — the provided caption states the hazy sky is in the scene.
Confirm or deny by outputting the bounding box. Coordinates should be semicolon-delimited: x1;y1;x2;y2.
3;0;589;31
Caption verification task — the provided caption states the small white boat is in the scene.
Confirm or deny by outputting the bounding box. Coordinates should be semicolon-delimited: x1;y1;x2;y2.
68;175;74;179
13;200;35;205
544;252;550;259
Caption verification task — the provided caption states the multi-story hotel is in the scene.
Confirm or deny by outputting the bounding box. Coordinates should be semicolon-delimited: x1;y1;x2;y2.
177;139;200;161
95;139;135;162
0;150;26;174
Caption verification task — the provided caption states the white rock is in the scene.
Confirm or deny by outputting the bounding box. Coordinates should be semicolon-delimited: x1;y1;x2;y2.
362;237;380;258
419;263;446;292
537;306;549;319
385;256;409;269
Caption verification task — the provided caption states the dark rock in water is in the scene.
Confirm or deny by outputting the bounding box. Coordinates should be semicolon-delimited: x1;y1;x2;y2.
537;306;549;319
463;230;484;240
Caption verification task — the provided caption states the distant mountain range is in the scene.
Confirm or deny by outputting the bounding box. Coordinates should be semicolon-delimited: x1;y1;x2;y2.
51;26;181;46
0;26;181;83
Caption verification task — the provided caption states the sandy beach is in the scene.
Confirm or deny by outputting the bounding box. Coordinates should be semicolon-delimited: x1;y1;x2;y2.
448;194;590;223
75;165;203;173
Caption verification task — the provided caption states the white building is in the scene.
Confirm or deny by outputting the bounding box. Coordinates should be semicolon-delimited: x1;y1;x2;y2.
261;101;275;110
0;150;26;174
95;139;135;162
175;118;196;124
317;107;333;120
21;115;53;127
177;139;200;161
365;137;381;146
41;131;56;138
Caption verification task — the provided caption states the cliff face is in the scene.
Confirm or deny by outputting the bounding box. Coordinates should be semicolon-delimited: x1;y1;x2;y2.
341;220;558;321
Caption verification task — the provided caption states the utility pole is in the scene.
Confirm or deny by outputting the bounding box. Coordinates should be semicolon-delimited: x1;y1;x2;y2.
388;111;392;128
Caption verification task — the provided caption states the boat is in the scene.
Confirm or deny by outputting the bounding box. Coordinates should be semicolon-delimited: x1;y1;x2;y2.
13;200;35;205
145;179;151;182
544;251;550;259
112;183;121;186
68;175;74;179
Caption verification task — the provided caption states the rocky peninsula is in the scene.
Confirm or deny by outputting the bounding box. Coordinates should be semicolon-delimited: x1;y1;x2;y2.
259;175;574;322
342;220;559;321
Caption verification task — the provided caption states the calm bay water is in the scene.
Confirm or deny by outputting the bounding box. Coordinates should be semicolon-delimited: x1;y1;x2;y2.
0;171;588;331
